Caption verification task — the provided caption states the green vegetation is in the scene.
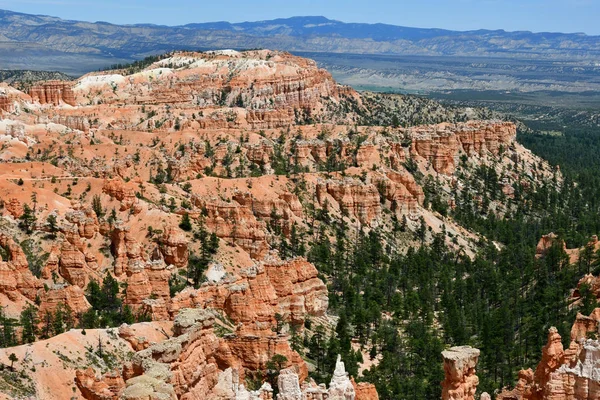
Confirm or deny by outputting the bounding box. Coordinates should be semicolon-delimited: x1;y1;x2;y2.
81;274;141;329
299;109;600;398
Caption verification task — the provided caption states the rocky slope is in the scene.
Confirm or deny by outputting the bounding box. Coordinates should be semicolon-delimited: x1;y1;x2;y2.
0;49;558;399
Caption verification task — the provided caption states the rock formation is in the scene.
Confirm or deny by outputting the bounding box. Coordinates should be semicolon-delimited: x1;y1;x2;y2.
535;233;567;258
277;368;303;400
351;379;379;400
0;95;13;113
409;121;515;174
75;368;125;400
0;49;553;400
29;80;76;106
0;233;42;302
328;355;356;400
441;346;480;400
499;309;600;400
316;179;381;225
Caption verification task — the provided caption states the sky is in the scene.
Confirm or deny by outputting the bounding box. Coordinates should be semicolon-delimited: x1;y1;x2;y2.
1;0;600;35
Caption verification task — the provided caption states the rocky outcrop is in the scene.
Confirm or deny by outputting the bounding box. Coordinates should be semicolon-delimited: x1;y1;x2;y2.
0;234;42;302
263;258;329;323
352;379;379;400
158;227;189;268
441;346;480;400
375;171;424;215
233;191;303;236
110;224;147;277
172;258;328;330
37;285;91;317
499;310;600;400
535;233;567;258
29;81;76;106
409;121;516;174
102;179;142;214
117;308;302;400
65;207;99;239
5;198;24;218
277;368;303;400
58;242;90;287
328;355;356;400
119;309;221;400
52;115;90;132
75;368;125;400
316;178;381;225
0;95;13;113
118;324;152;352
124;260;170;317
193;196;268;258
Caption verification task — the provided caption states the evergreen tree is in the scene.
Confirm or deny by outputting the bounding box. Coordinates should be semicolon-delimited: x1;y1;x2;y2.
20;304;39;343
19;204;37;234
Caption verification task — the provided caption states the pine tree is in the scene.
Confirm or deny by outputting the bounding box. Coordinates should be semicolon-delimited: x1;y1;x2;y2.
19;204;37;233
179;212;192;232
20;304;39;343
8;353;17;371
46;214;59;236
92;195;104;218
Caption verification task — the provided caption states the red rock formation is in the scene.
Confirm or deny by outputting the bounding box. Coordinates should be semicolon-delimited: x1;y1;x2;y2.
352;378;380;400
172;258;328;328
5;198;24;218
158;227;189;268
65;207;99;239
535;233;567;258
89;50;360;129
53;115;90;132
316;178;381;225
0;95;13;113
409;121;516;174
58;242;90;288
499;310;600;400
0;234;42;302
110;224;147;277
29;81;76;106
120;309;232;400
264;258;328;323
124;261;170;319
441;346;480;400
118;325;151;352
168;259;328;383
75;368;124;400
102;179;142;214
233;190;303;236
193;196;268;258
535;327;565;384
37;285;91;317
375;171;424;215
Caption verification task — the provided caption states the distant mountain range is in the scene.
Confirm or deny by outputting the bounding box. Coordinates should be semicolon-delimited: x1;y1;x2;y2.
1;9;600;75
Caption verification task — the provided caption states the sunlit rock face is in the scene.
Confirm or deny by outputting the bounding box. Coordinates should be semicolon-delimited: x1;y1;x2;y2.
441;346;480;400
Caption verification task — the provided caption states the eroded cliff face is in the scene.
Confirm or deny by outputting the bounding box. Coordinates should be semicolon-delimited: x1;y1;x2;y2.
0;49;559;400
29;80;76;106
70;50;361;130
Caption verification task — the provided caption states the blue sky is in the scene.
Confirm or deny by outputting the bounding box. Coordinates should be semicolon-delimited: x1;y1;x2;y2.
2;0;600;35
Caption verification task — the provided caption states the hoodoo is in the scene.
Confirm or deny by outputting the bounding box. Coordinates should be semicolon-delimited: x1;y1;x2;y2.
441;346;481;400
